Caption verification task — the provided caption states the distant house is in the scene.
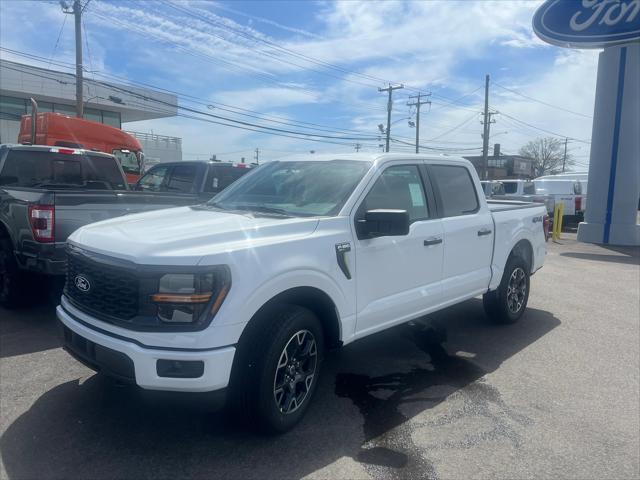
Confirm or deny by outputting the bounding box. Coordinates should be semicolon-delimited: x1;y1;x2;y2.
464;144;534;180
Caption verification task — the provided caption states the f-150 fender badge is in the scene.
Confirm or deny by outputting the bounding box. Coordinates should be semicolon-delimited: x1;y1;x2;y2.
335;242;352;280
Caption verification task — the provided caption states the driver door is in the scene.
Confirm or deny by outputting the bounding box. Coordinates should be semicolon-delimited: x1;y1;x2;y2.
353;163;444;338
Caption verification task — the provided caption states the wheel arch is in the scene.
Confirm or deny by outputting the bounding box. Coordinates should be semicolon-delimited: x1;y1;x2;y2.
238;286;342;352
509;238;534;273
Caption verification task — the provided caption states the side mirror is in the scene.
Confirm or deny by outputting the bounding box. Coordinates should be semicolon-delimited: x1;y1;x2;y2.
358;209;410;238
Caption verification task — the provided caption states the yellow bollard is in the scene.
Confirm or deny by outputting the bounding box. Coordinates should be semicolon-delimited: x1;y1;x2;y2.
552;203;565;241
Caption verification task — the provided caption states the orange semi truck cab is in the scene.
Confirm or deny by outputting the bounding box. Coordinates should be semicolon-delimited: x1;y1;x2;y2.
18;112;144;183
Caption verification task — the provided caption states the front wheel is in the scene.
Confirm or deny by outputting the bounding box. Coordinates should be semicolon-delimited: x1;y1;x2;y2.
231;305;324;433
483;256;530;324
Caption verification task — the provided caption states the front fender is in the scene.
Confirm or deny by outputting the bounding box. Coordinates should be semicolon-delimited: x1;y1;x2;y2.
214;267;354;342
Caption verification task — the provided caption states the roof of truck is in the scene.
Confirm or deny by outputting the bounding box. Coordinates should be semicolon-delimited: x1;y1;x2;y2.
0;143;114;158
272;153;470;164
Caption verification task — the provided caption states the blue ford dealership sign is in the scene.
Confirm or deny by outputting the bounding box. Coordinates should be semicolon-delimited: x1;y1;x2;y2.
533;0;640;48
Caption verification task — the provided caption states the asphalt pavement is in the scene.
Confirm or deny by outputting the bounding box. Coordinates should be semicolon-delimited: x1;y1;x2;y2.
1;233;638;480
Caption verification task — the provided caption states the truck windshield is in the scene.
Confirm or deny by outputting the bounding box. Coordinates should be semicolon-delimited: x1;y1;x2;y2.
209;160;372;217
112;149;141;174
0;150;127;190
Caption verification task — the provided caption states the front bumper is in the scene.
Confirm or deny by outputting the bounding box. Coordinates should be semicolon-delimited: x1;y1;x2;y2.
57;304;236;393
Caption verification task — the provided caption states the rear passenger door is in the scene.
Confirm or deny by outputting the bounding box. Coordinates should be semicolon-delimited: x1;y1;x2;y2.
428;164;493;304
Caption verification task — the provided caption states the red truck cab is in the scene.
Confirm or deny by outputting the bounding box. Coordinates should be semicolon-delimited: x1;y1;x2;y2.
18;112;144;183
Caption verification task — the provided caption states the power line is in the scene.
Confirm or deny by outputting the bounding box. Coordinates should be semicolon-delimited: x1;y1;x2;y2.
2;60;385;144
499;111;591;144
427;112;479;141
492;81;592;119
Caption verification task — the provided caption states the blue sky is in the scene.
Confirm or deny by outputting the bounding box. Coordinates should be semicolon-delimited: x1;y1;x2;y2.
0;0;597;167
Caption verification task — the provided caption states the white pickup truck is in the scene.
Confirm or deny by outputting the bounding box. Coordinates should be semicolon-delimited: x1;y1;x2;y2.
57;154;547;432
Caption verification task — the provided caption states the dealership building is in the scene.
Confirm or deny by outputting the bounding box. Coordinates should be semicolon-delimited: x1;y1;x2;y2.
0;59;182;162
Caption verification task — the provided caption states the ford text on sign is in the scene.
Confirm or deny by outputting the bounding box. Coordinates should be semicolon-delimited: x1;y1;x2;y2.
533;0;640;48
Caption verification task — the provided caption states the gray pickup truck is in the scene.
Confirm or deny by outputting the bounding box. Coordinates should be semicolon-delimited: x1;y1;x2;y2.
0;146;251;306
133;160;252;199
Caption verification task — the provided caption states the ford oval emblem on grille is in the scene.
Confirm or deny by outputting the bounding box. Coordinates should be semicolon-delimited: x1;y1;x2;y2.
74;275;91;293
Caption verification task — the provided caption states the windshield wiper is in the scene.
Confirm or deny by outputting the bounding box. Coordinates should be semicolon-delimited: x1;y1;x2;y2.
231;204;292;216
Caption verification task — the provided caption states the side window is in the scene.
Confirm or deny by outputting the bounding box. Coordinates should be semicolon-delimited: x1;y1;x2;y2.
430;165;479;217
166;165;197;193
206;166;248;193
573;182;582;195
358;165;429;223
523;182;535;195
137;165;169;192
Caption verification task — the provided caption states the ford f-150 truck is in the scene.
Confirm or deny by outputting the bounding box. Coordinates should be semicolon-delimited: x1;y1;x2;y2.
57;154;548;433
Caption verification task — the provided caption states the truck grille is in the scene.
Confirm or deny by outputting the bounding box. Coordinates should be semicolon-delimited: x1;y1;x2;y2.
65;249;139;321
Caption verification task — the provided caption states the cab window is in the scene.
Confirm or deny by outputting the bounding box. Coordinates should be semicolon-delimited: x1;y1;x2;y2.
357;165;429;223
166;164;198;193
430;165;479;217
136;165;169;192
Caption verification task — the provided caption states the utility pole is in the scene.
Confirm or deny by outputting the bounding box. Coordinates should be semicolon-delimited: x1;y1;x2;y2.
407;92;431;153
562;137;568;172
73;1;83;118
481;74;491;180
62;1;84;117
378;83;404;152
480;74;497;180
254;147;259;164
354;143;361;152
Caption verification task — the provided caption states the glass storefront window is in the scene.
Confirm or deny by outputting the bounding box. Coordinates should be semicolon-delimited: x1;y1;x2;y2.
54;104;76;116
102;110;121;128
1;96;121;129
84;108;102;123
0;96;26;120
38;101;53;113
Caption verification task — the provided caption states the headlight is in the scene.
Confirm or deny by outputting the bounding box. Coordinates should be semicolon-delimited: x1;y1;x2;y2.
150;267;231;325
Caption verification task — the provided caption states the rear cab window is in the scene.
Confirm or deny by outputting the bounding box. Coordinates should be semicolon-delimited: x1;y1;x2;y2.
0;149;127;190
206;165;250;194
430;165;479;217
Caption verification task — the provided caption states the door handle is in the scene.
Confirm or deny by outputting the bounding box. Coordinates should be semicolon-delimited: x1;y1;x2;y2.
477;228;492;236
424;237;443;246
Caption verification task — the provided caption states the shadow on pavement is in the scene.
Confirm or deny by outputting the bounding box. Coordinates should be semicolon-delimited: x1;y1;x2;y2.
0;304;61;358
0;299;560;480
560;251;640;265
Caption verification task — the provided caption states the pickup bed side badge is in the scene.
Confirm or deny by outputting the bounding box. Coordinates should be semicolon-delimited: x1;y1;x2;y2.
335;242;352;280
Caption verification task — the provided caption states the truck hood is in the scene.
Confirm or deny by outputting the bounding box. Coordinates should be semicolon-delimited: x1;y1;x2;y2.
68;206;319;265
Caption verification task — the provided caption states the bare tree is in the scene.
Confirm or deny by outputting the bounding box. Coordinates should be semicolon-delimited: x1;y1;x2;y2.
519;137;573;177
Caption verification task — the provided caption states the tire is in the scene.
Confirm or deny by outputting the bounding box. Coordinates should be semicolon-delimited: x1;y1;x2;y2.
230;304;324;434
483;255;530;324
0;237;26;308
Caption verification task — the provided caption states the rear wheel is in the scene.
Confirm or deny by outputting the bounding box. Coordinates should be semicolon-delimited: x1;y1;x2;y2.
483;255;530;324
230;305;324;433
0;237;26;308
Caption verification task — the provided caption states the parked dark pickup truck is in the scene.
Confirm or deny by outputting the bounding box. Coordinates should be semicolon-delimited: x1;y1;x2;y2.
0;146;252;306
133;160;253;199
